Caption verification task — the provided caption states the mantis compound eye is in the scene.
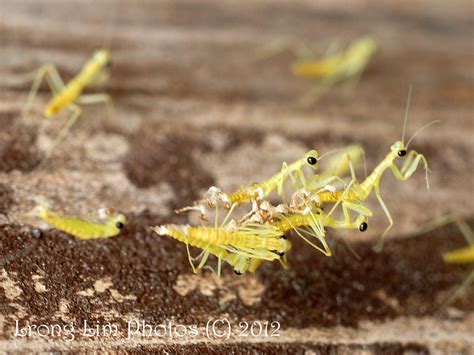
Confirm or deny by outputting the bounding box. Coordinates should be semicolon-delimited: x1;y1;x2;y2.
115;221;125;229
397;150;407;157
307;156;318;165
359;222;368;232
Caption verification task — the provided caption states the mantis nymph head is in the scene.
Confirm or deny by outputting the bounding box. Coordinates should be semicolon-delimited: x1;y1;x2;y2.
107;213;126;231
355;214;369;232
232;256;251;275
275;235;292;256
350;36;378;58
304;149;319;170
390;141;407;158
92;48;112;67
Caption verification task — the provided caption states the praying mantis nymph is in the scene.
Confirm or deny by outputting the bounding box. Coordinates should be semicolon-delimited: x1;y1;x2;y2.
443;246;474;264
306;88;437;250
443;220;474;264
224;208;369;275
247;196;369;258
227;149;320;205
441;219;474;306
152;224;290;277
317;144;366;184
35;204;126;240
177;149;321;218
291;35;378;105
166;200;368;276
23;48;115;163
154;224;290;260
312;139;429;241
291;35;378;83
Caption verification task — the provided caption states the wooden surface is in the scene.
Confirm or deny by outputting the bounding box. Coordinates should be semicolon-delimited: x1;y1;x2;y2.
0;0;473;353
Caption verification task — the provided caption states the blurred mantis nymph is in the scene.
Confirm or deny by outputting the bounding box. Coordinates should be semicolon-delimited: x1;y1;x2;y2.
23;48;115;163
34;201;126;240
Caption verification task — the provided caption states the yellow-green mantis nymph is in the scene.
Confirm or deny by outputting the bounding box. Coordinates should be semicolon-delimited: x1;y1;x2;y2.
35;203;126;240
306;88;437;250
292;36;378;84
442;219;474;306
176;149;321;219
23;49;115;162
152;222;291;277
224;206;369;275
291;35;378;104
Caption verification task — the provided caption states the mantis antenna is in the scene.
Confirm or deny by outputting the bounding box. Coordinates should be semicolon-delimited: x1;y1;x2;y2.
401;84;412;144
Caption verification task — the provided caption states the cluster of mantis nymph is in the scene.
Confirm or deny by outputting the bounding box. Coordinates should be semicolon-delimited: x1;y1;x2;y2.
22;46;472;282
153;117;432;276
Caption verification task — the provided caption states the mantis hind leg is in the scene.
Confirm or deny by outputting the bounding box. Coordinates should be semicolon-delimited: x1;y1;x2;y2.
299;73;341;107
295;227;331;256
298;84;329;107
278;213;329;255
276;162;290;197
325;178;371;223
185;242;199;274
216;257;222;278
256;37;313;62
458;220;474;245
77;93;116;124
202;253;222;280
441;222;474;306
23;64;66;119
279;254;289;269
220;203;236;228
441;270;474;308
39;104;82;165
195;249;212;274
341;70;363;94
288;211;331;256
373;183;394;252
443;221;474;264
